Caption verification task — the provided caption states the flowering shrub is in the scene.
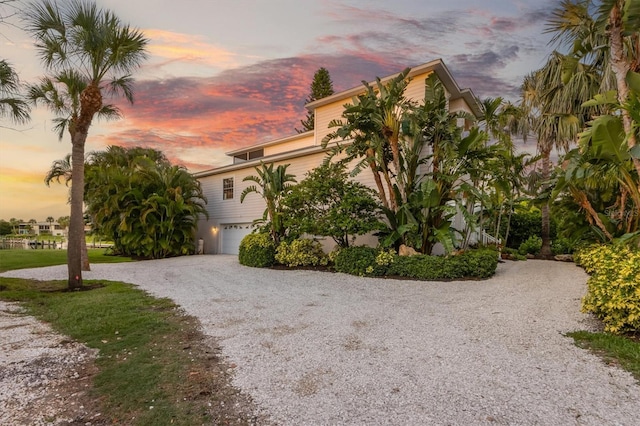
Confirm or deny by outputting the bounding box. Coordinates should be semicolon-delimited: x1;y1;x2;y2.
238;233;276;268
575;244;640;333
275;239;328;267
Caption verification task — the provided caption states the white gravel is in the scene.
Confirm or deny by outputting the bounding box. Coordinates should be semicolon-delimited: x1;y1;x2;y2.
0;301;98;425
2;256;639;425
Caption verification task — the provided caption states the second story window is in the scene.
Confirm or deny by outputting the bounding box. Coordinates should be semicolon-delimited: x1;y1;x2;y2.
223;177;234;200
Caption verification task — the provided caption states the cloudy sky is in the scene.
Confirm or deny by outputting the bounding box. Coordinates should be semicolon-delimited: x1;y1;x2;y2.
0;0;558;221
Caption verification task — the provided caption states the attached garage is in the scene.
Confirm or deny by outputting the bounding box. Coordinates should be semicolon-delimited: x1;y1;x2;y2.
221;223;254;254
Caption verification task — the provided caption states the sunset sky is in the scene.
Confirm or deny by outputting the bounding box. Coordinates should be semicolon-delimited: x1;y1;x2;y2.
0;0;557;221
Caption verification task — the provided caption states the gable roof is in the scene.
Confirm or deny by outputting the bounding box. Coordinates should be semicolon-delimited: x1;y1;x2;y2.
305;58;481;117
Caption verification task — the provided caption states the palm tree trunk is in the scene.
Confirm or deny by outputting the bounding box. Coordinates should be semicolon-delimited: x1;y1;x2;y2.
68;135;86;289
609;2;640;180
540;145;553;259
81;238;90;271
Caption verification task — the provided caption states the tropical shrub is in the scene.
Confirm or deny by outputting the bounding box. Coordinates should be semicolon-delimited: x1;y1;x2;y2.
83;146;208;259
504;208;553;249
238;233;276;268
551;237;576;255
282;162;382;248
388;249;498;280
333;246;379;276
518;235;542;256
334;247;498;280
275;239;328;267
575;244;640;333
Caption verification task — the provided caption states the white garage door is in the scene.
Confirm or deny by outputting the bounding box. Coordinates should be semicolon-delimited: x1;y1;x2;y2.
221;223;254;254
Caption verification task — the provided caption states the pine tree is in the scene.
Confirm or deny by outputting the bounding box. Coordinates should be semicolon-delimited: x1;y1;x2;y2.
297;67;334;133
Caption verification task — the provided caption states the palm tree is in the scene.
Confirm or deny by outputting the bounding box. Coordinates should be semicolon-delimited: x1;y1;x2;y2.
519;51;602;257
240;162;296;245
24;0;148;289
547;0;640;178
0;59;30;125
57;215;70;237
46;216;54;234
8;217;20;235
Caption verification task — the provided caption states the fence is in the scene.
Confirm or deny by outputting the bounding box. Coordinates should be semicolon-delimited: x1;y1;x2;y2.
0;238;66;250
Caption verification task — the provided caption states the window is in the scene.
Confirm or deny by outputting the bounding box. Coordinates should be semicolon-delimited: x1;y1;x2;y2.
223;177;234;200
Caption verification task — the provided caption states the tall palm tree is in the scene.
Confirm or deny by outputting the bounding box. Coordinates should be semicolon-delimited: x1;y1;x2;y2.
520;51;601;257
24;0;148;289
46;216;54;234
547;0;640;177
0;59;30;125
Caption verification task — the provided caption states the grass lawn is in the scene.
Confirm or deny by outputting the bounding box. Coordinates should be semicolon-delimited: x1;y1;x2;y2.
568;331;640;383
0;277;257;424
0;248;134;272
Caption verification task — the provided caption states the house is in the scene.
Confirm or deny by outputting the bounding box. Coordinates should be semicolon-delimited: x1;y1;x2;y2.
17;221;65;236
194;59;482;255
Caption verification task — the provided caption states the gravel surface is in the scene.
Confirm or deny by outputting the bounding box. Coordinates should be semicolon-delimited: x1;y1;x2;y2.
2;256;639;425
0;301;99;425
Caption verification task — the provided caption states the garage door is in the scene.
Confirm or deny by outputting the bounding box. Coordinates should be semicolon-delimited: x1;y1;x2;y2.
221;223;254;254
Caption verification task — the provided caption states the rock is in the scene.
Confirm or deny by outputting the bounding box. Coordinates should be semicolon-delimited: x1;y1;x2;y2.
554;254;574;262
398;244;419;256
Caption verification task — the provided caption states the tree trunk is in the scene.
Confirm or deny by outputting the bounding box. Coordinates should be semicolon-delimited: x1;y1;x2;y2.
609;2;640;181
67;83;101;288
67;135;86;289
540;145;553;259
82;238;90;271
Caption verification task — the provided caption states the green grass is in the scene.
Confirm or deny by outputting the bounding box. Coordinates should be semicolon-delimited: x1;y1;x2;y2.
567;331;640;382
0;277;234;425
0;248;133;272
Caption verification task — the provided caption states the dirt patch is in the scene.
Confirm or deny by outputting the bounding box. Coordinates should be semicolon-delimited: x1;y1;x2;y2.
0;301;269;425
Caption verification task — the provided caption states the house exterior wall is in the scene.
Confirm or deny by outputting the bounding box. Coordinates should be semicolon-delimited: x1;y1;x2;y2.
263;134;315;156
195;60;482;255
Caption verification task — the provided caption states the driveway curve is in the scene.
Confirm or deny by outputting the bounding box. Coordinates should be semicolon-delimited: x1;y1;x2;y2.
3;256;639;425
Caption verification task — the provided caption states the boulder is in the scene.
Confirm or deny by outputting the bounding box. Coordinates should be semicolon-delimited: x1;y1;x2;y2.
398;244;419;256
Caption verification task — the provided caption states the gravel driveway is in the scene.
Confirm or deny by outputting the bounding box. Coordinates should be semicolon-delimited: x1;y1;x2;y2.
3;256;639;425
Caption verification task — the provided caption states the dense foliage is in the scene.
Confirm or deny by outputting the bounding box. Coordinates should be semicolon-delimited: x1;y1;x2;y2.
282;162;382;247
84;146;207;259
323;71;520;254
333;246;498;280
238;233;276;268
575;244;640;334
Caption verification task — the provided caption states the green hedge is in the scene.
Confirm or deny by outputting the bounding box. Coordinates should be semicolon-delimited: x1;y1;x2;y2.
238;233;276;268
334;246;498;280
575;244;640;334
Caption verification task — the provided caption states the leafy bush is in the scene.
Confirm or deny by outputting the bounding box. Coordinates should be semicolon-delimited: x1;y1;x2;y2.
238;233;276;268
501;247;526;261
388;249;498;280
275;239;328;267
333;246;379;276
575;244;640;334
503;208;557;249
335;246;498;280
551;237;577;255
518;235;542;256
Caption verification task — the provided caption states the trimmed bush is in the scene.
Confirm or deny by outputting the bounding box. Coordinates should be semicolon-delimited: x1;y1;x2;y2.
335;247;498;280
275;239;328;267
333;246;379;276
238;233;276;268
575;244;640;334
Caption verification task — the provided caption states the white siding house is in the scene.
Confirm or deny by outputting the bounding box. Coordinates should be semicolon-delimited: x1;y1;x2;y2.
194;59;482;254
